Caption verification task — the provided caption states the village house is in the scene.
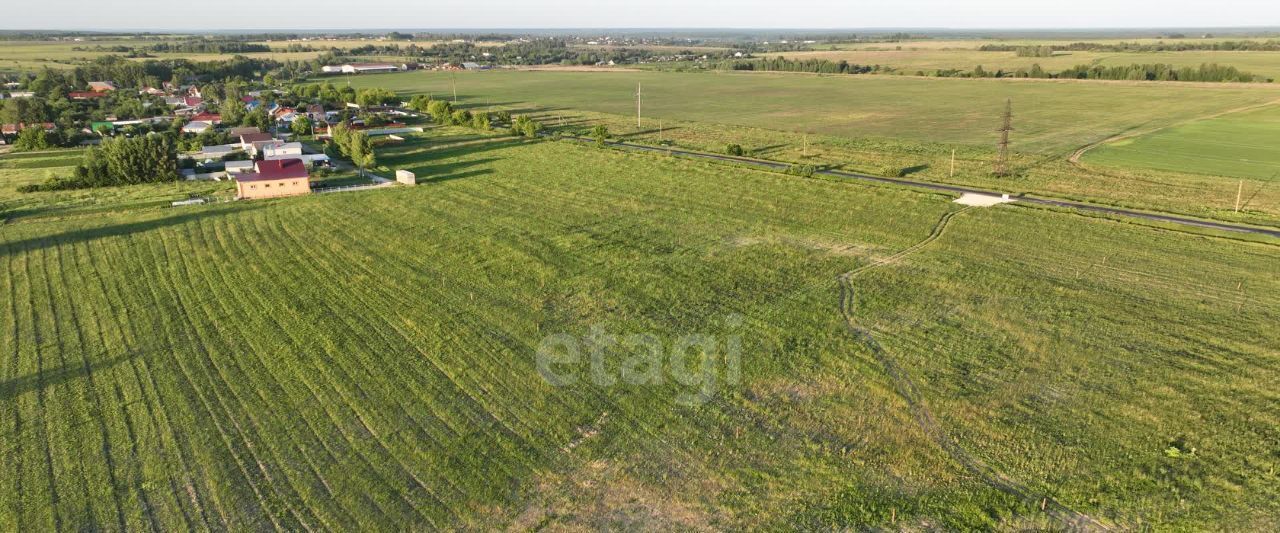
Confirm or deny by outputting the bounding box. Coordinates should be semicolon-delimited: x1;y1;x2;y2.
225;160;256;174
182;121;214;134
272;107;300;123
2;122;57;136
190;112;222;125
239;132;274;151
88;81;117;92
262;141;304;160
193;144;236;160
234;158;312;200
69;91;107;100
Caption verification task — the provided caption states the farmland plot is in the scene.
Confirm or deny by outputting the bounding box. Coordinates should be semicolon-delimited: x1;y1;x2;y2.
1;139;1277;529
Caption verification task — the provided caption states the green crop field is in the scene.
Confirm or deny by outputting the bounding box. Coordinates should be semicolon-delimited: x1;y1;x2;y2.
1;132;1278;529
1084;104;1280;181
337;69;1280;154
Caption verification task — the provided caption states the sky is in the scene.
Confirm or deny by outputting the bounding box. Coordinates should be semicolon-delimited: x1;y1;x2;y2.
4;0;1279;30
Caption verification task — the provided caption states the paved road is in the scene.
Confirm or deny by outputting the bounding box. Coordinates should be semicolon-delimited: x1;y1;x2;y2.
574;137;1280;239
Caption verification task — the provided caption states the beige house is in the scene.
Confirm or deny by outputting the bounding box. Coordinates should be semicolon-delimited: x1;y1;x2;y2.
234;159;311;200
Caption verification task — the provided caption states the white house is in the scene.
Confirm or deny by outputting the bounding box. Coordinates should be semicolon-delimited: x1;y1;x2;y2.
322;63;401;74
193;144;236;159
262;142;304;160
225;160;256;174
182;121;213;134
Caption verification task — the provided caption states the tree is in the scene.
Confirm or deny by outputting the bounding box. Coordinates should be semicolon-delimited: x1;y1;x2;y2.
291;116;313;138
356;87;397;108
471;113;491;131
450;109;472;126
348;131;376;177
13;127;50;151
242;108;270;131
219;97;245;126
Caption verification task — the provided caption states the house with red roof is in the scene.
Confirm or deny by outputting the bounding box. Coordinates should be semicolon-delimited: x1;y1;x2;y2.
69;91;108;100
234;158;312;200
190;112;222;124
2;122;57;135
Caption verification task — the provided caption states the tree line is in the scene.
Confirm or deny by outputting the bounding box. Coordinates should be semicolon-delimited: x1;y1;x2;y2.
716;57;876;75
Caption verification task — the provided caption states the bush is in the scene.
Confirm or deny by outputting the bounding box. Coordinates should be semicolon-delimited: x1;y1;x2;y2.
881;165;908;178
785;164;817;178
450;109;473;126
13;127;50;151
427;100;454;124
591;124;610;146
726;143;745;157
511;115;543;138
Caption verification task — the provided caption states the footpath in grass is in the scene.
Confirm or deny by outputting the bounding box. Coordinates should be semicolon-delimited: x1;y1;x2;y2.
1085;103;1280;181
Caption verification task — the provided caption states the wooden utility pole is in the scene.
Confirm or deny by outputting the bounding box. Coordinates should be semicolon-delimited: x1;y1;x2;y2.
451;74;457;103
802;134;808;158
994;98;1014;177
1235;180;1243;212
635;82;642;129
950;149;956;178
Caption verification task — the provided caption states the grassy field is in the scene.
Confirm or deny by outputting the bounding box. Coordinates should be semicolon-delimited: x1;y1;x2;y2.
778;49;1280;79
0;149;232;224
510;106;1280;225
339;69;1280;154
1;132;1278;529
0;39;324;73
1085;104;1280;181
330;70;1280;224
812;37;1280;51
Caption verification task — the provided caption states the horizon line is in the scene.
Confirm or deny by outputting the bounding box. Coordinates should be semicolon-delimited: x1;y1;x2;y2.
3;25;1280;33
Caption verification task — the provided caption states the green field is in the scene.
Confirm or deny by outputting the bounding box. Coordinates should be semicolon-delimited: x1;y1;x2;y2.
780;49;1280;79
0;39;323;73
330;70;1280;225
1;131;1278;529
340;69;1280;154
1085;104;1280;181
